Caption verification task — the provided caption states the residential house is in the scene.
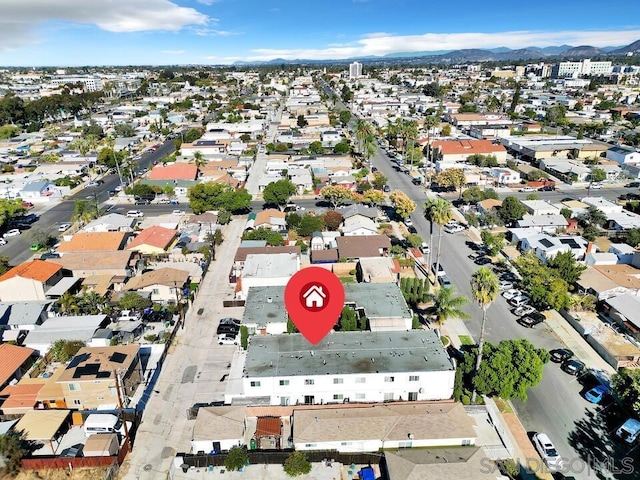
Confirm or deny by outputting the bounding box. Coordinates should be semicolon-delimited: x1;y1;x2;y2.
559;199;589;218
288;168;313;193
228;330;455;406
232;246;301;279
476;198;502;214
0;344;36;390
321;130;341;146
239;253;300;299
125;226;177;255
293;402;476;453
344;282;412;331
82;213;137;233
57;345;142;410
340;205;379;221
23;315;110;355
606;145;640;166
384;447;498;480
0;301;51;331
148;163;198;181
431;139;507;171
191;406;246;454
243;286;287;335
577;265;640;300
141;179;195;197
539;158;591;182
20;180;58;200
516;214;568;233
521;200;562;216
0;384;43;415
310;249;339;264
603;294;640;334
357;257;399;284
245;209;286;232
490;167;520;185
606;210;640;231
56;232;130;253
610;243;638;264
520;233;589;262
580;197;623;215
123;268;190;304
336;235;390;261
47;251;136;279
341;216;379;236
0;261;66;302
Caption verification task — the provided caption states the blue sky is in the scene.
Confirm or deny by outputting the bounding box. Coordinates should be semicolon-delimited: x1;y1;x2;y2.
0;0;639;66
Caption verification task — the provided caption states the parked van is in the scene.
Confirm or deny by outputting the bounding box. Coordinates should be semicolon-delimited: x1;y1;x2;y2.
616;418;640;444
84;414;123;437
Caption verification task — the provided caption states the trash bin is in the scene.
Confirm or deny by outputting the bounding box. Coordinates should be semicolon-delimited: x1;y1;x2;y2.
250;438;256;450
180;464;189;473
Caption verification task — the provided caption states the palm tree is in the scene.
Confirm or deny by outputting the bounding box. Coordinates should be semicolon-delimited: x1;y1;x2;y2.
470;267;500;403
192;151;206;168
57;292;80;315
429;286;469;328
424;198;452;280
71;199;98;225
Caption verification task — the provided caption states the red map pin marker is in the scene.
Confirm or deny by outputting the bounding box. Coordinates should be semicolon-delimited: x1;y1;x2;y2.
284;267;345;345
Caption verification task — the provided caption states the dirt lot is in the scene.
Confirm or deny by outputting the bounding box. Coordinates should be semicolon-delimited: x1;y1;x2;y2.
2;468;109;480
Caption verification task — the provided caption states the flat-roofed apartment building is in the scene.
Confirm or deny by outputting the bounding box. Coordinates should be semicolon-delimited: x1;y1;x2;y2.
228;330;455;406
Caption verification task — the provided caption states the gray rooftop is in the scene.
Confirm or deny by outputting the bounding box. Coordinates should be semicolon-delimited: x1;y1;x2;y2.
244;330;453;378
242;253;299;279
0;301;51;327
344;282;412;320
243;286;287;327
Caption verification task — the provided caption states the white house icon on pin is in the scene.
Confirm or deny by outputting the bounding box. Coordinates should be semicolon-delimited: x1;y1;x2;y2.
302;285;326;309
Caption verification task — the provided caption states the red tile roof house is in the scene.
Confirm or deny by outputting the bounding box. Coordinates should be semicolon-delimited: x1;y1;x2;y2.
0;343;36;390
148;163;199;181
126;226;178;255
0;260;66;302
432;139;507;170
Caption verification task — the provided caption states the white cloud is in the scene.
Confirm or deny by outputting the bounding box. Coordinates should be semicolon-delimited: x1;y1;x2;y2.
0;0;209;51
162;49;186;55
196;0;220;4
246;29;640;61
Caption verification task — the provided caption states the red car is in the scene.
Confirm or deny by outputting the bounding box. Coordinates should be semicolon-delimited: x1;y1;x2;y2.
22;201;34;209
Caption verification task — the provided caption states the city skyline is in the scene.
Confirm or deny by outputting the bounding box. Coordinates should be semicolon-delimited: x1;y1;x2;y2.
0;0;639;66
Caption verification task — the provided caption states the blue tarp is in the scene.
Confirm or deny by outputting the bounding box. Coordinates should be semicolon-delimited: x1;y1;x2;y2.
358;467;375;480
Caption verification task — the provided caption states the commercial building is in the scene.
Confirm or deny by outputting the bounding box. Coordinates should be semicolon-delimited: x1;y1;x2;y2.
349;62;363;80
552;59;612;78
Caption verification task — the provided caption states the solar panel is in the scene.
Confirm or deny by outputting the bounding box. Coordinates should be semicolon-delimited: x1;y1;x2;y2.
539;238;554;248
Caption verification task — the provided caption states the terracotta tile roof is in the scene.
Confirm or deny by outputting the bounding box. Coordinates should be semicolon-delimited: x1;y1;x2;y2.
0;344;35;386
126;226;177;251
56;232;129;252
0;260;62;283
148;163;198;181
256;416;282;438
0;383;42;409
124;267;190;291
433;139;506;156
187;212;218;225
254;209;286;228
47;251;134;271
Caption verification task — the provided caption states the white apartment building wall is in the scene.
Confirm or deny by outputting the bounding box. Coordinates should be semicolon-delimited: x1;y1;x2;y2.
554;60;612;78
349;62;363;80
240;369;454;406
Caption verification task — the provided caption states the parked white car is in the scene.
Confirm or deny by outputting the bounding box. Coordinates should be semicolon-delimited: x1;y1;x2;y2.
218;334;239;345
502;289;521;301
58;223;72;232
444;224;465;234
509;294;530;307
498;280;514;291
126;210;144;218
533;433;563;471
590;182;604;189
3;229;21;238
519;186;536;192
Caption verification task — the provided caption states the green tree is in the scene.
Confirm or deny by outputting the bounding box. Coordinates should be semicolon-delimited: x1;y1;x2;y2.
183;127;204;143
224;446;248;471
297;214;325;237
77;291;106;315
0;430;30;475
296;115;308;128
389;190;416;219
546;251;587;285
589;167;607;185
560;208;573;219
49;339;85;362
545;104;567;126
480;231;505;256
71;199;98;224
612;368;640;417
319;185;352;209
188;182;251;214
0;255;10;275
128;183;156;199
429;286;469;327
470;267;500;403
371;172;387;190
243;227;285;246
424;198;452;279
498;196;526;225
0;124;20;139
625;228;640;248
579;206;607;227
435;169;466;198
363;189;385;205
240;325;249;350
473;339;549;401
308;141;324;155
333;140;350;154
405;233;423;249
119;292;153;310
323;210;343;231
0;198;26;229
113;123;136;137
339;306;358;331
283;450;312;477
339;110;352;125
263;179;297;210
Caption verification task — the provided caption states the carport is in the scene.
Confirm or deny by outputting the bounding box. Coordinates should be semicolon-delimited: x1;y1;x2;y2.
13;409;70;453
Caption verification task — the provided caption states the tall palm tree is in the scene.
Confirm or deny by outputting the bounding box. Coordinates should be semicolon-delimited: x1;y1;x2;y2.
424;198;452;280
192;151;206;168
71;199;98;225
470;267;500;403
402;119;419;165
429;286;469;328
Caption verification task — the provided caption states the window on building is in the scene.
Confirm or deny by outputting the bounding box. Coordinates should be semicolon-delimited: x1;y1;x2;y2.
355;393;366;400
333;378;343;384
250;381;261;387
279;380;289;386
333;394;343;400
355;377;366;384
384;376;395;383
68;383;80;391
384;392;394;401
73;399;82;405
409;375;419;382
280;397;290;406
304;379;314;385
152;288;160;295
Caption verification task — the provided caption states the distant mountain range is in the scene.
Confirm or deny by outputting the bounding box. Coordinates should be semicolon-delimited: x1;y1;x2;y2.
236;38;640;66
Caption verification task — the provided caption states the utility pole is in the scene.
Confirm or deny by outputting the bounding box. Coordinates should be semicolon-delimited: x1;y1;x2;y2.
113;369;132;450
174;281;184;329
